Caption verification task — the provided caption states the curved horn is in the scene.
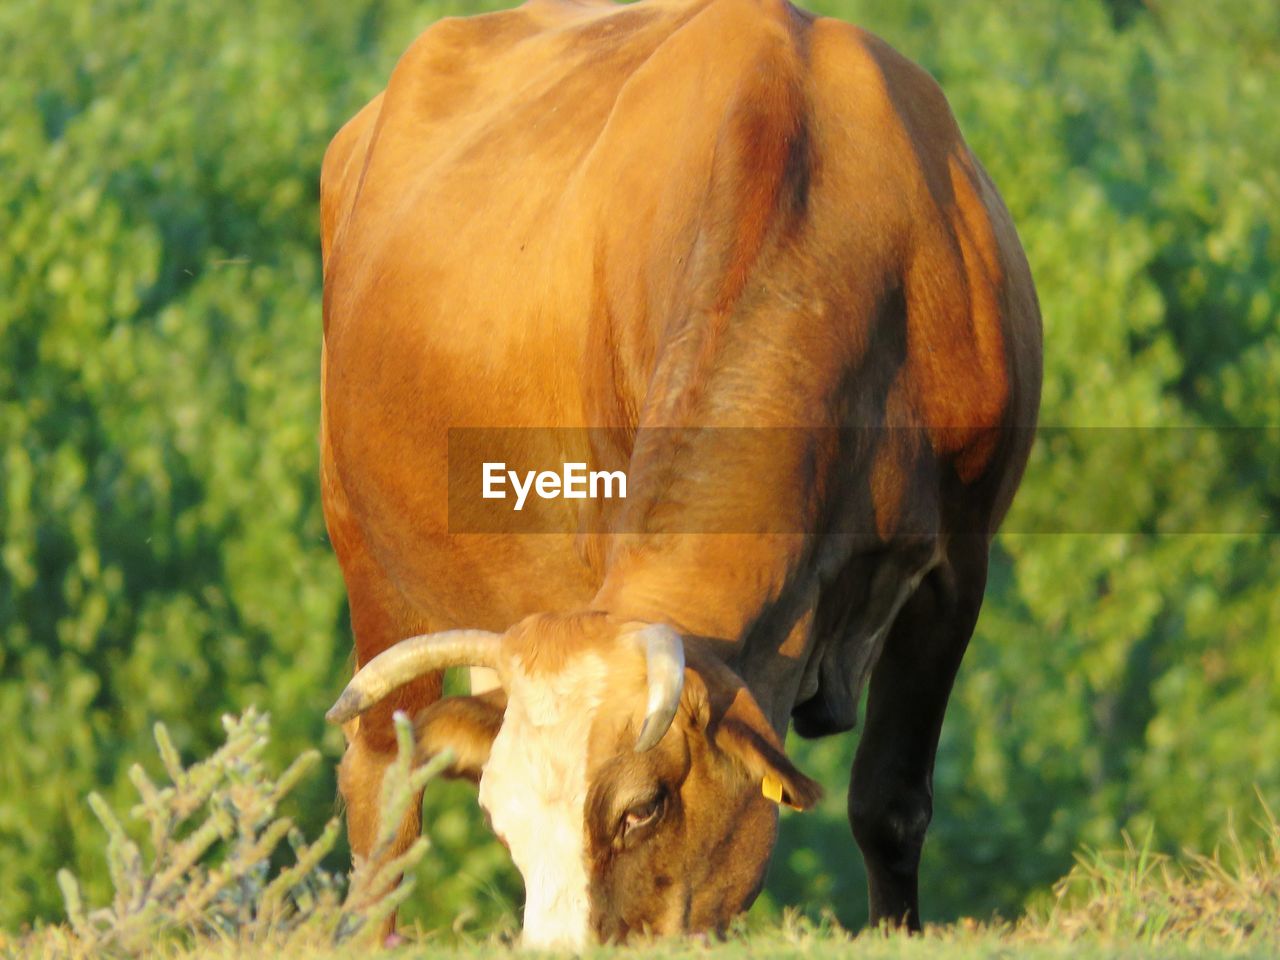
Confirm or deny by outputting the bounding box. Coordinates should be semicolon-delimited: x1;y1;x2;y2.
326;630;502;724
632;624;685;752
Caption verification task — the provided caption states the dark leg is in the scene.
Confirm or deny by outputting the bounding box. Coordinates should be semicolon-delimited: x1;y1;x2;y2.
847;541;988;930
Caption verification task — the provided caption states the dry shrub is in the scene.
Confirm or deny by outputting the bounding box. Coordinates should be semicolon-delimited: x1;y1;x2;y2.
35;708;443;959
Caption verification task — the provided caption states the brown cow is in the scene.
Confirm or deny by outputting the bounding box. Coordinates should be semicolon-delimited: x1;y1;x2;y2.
319;0;1041;947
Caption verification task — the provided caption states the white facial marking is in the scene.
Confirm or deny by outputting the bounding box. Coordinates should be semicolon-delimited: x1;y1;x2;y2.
478;653;608;950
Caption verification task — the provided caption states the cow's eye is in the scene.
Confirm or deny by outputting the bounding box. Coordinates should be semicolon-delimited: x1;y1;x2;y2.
620;791;664;841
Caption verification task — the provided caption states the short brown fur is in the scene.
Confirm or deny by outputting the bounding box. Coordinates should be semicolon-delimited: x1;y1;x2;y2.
321;0;1040;941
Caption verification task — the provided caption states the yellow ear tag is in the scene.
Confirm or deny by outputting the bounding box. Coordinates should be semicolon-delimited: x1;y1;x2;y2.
761;774;784;805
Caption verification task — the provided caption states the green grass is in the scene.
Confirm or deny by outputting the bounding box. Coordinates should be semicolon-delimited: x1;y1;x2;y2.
4;712;1276;959
10;920;1279;960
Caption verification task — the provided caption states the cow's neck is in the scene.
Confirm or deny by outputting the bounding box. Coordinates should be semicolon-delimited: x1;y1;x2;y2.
587;360;846;726
580;218;867;719
592;535;819;732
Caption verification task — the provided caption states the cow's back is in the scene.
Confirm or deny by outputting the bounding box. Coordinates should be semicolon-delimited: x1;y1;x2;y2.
322;0;836;430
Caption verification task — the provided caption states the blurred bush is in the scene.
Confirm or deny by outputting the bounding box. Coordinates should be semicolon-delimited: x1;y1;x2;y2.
1;0;1276;937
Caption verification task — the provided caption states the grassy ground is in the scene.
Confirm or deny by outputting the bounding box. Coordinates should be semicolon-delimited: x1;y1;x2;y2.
5;715;1275;959
11;832;1278;960
9;921;1278;960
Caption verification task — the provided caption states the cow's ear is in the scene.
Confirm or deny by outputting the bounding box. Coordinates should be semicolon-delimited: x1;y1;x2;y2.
413;689;506;783
714;686;823;811
683;651;822;811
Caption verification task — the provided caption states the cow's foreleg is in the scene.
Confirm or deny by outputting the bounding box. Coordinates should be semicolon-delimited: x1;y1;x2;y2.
325;461;445;941
338;677;440;940
847;540;988;931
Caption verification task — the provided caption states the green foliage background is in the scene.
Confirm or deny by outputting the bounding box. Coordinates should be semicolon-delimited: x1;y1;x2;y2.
1;0;1276;936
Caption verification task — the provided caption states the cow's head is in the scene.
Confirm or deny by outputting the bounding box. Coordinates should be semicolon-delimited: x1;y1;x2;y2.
327;611;821;948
